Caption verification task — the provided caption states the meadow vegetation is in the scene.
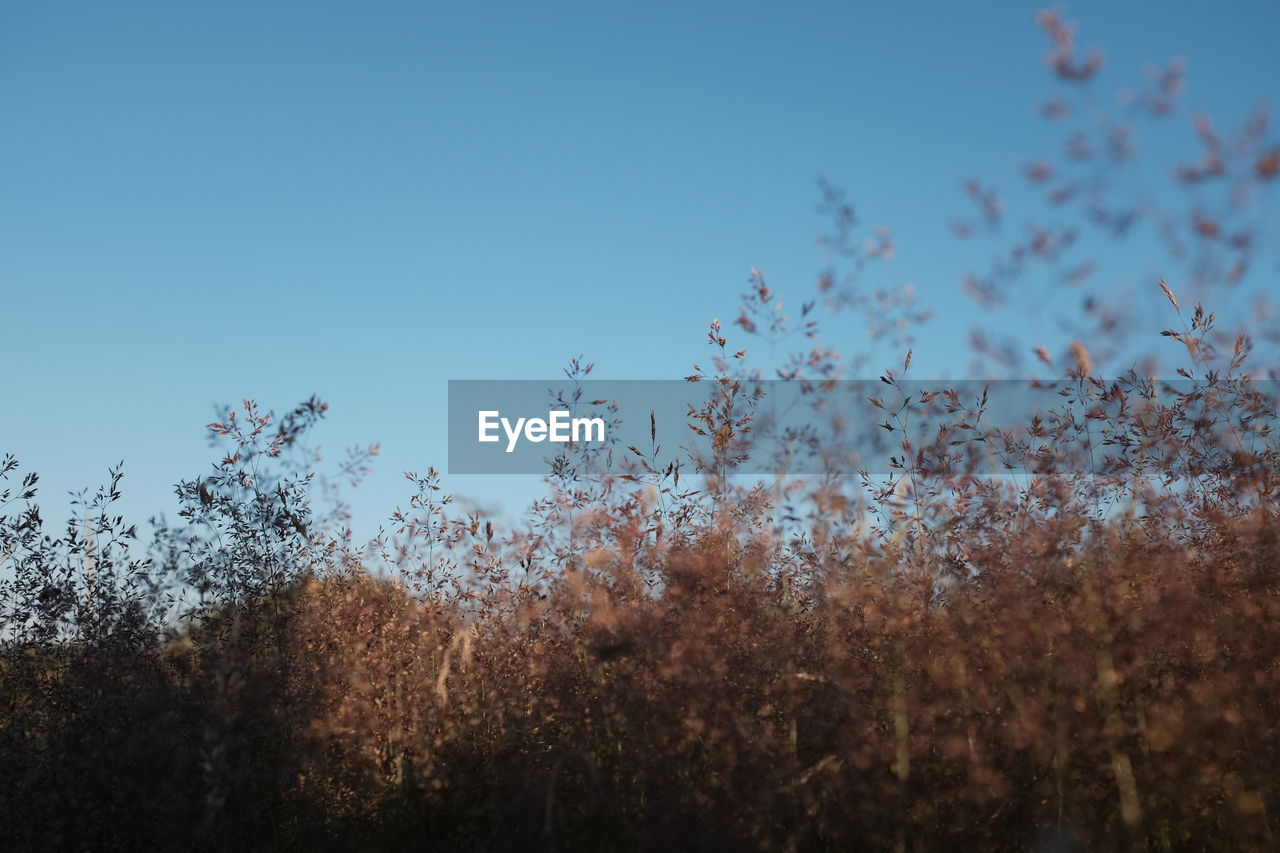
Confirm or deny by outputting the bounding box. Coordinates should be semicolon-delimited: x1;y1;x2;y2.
3;10;1279;851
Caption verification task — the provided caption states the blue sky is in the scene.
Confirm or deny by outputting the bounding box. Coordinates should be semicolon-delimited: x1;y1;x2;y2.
3;0;1277;538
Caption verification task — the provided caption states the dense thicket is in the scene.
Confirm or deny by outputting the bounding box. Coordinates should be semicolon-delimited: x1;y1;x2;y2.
5;10;1280;850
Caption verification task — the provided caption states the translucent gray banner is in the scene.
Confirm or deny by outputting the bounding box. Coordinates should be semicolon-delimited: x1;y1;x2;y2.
447;378;1279;476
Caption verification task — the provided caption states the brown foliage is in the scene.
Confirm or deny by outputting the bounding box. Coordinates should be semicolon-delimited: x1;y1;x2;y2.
3;7;1280;851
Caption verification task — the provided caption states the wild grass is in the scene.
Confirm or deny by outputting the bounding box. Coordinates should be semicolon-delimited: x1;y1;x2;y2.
3;8;1280;851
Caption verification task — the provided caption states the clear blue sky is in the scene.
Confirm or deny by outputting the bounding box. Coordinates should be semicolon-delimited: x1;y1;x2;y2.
3;1;1277;538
